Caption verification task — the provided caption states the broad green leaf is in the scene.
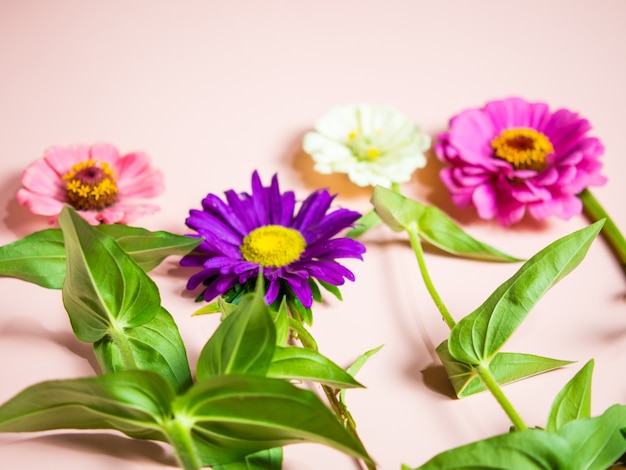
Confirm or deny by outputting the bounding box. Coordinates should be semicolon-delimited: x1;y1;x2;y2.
448;221;604;365
546;360;594;432
436;340;572;398
340;344;384;403
0;228;66;288
59;207;161;342
405;428;570;469
174;374;373;467
346;209;381;239
212;448;283;470
0;370;173;442
196;281;276;381
97;224;201;271
267;346;363;389
371;185;424;232
371;186;520;262
94;307;193;393
557;404;626;469
0;225;200;290
418;205;522;262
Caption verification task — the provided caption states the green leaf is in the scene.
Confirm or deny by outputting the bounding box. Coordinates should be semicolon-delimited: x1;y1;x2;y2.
287;294;313;326
267;346;363;389
448;220;604;365
59;207;161;342
436;340;572;398
546;360;594;432
271;298;290;346
557;404;626;469
174;374;373;466
371;185;424;232
371;186;520;262
0;370;173;442
318;279;343;301
406;428;570;469
211;448;283;470
340;344;384;403
0;228;66;288
97;224;202;271
94;307;193;393
346;209;381;239
418;205;522;262
0;224;200;290
196;280;276;381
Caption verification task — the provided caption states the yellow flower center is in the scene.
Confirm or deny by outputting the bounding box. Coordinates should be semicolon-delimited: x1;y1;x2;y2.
62;159;118;211
347;129;381;161
491;128;554;171
240;225;306;267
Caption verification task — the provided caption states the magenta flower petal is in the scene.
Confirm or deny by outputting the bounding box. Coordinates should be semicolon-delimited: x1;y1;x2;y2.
16;144;164;225
436;97;606;225
180;171;366;309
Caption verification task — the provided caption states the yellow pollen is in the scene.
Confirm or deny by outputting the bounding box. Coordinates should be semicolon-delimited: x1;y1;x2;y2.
62;159;118;211
240;225;306;267
347;129;383;162
491;128;554;171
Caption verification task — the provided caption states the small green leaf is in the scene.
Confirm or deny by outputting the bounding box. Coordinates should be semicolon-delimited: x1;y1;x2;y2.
287;294;313;326
94;307;193;393
546;360;594;432
308;277;322;303
212;448;283;470
175;374;373;466
0;228;66;288
59;207;161;342
346;209;381;239
340;344;383;403
196;279;276;381
267;346;363;389
97;224;201;271
271;298;290;346
371;185;424;232
0;370;173;442
318;279;343;301
448;220;604;365
436;341;572;398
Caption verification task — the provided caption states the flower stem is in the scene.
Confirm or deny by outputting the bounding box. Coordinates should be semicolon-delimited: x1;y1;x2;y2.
475;363;527;431
579;189;626;279
166;419;202;470
407;224;456;329
293;321;376;470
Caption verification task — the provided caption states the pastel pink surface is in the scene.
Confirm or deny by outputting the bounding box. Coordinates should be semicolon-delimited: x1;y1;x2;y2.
1;1;625;469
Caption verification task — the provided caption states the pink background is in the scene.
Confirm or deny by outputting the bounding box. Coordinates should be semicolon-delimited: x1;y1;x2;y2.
1;1;625;469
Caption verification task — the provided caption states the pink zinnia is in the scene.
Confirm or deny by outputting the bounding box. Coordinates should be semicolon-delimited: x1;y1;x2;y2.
435;97;607;226
16;143;165;225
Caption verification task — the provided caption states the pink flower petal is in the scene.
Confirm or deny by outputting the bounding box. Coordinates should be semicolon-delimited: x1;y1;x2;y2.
15;189;65;216
20;159;65;198
44;145;89;175
472;184;497;219
90;143;120;165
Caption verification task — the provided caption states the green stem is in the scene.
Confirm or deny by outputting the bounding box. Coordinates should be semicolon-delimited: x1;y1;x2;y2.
294;321;376;470
407;224;456;329
579;189;626;279
166;419;202;470
108;324;138;370
475;363;527;431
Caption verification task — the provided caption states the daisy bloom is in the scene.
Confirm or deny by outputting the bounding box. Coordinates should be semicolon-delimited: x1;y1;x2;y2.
303;104;431;188
435;97;607;226
16;143;165;225
180;171;366;309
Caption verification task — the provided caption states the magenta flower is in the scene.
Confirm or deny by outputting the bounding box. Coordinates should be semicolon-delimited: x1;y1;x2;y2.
16;144;165;225
435;97;607;226
180;171;365;309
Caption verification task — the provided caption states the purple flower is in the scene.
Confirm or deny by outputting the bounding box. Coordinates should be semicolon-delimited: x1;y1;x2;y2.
435;97;607;226
180;171;366;308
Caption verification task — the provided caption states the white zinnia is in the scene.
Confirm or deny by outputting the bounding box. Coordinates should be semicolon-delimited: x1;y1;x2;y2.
303;104;431;188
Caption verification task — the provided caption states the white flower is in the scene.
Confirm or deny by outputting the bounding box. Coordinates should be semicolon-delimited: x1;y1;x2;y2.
303;104;431;188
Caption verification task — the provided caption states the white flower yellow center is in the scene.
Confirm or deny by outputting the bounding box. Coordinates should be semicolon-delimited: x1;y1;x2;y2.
240;225;306;267
62;159;118;210
491;128;554;171
347;129;381;161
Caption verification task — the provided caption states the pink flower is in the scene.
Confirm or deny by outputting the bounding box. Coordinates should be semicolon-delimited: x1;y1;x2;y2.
435;97;607;226
16;143;165;225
